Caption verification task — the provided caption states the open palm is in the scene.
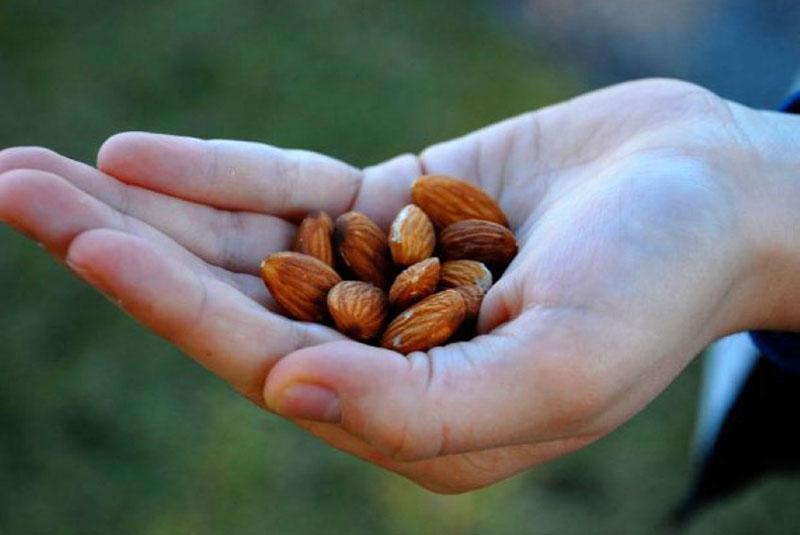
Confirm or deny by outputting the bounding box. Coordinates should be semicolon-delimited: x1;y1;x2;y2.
0;80;775;492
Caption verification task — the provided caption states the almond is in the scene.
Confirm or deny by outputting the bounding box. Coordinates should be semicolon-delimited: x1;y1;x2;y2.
292;210;334;266
327;281;388;341
439;260;493;292
335;211;392;288
453;284;484;321
439;219;518;268
260;252;342;322
380;289;466;355
411;175;509;228
388;204;435;266
388;257;440;310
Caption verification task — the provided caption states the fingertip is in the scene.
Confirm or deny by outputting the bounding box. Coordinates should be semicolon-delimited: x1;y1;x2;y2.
65;227;129;267
97;131;203;180
0;169;30;211
97;131;145;167
0;167;51;197
65;229;190;310
65;228;147;290
0;169;76;250
0;146;61;175
476;280;516;334
0;169;35;233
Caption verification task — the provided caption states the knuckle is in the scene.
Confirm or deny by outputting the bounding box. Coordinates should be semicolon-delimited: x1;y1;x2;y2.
672;85;729;122
363;353;443;462
372;418;432;463
203;140;223;182
625;85;739;165
278;153;301;183
374;420;417;462
631;79;729;126
631;78;715;103
274;154;300;207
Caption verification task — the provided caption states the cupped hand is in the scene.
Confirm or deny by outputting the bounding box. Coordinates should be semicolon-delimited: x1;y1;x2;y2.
2;79;796;493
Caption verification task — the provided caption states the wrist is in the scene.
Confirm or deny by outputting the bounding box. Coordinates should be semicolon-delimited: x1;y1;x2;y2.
727;104;800;332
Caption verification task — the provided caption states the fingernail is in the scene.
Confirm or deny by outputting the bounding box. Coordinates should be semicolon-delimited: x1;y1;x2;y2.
273;383;341;423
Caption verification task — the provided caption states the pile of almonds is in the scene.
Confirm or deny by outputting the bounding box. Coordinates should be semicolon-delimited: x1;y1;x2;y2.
260;175;518;354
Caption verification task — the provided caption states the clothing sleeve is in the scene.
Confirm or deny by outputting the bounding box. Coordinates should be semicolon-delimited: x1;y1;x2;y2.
748;90;800;372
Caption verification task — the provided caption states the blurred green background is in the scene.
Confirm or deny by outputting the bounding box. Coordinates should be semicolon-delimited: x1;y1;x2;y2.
1;1;799;534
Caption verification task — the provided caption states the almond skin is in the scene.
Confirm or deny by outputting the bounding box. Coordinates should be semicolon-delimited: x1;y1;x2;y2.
335;211;392;288
388;204;435;267
453;284;484;321
380;289;466;355
327;281;388;341
260;252;342;322
439;260;493;292
292;210;334;266
411;175;509;228
439;219;518;267
388;257;440;310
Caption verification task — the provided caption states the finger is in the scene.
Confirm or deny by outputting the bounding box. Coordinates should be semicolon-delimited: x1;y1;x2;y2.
419;112;549;230
97;132;364;219
0;147;294;274
264;308;605;461
65;228;344;404
353;153;420;229
0;169;266;303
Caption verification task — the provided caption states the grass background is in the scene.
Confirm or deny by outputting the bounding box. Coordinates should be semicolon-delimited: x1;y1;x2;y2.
1;1;799;533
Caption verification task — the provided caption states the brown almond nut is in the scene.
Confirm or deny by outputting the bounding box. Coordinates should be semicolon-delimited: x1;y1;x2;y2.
335;211;392;288
380;289;466;355
292;210;334;266
260;252;342;322
388;257;440;310
388;204;435;267
327;281;388;341
439;219;518;267
439;260;493;292
453;284;484;321
411;175;509;228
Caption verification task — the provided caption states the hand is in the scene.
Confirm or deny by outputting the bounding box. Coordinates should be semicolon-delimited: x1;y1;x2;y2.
2;79;799;493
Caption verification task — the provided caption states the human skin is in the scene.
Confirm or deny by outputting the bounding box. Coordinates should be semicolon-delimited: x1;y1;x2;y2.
1;79;799;493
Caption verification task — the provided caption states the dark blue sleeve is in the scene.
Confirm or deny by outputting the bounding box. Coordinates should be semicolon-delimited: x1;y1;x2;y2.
780;91;800;114
749;90;800;372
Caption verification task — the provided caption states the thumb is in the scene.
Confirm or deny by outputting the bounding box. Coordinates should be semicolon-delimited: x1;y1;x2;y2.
263;311;597;462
